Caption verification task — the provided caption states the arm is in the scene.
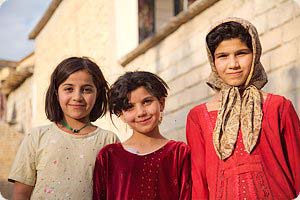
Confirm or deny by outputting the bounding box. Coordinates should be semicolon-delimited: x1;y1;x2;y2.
281;100;300;195
12;182;34;200
186;110;209;199
178;146;192;200
93;152;107;200
9;132;37;197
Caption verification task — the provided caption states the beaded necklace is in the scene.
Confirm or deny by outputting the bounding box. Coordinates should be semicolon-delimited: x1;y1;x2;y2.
61;120;90;133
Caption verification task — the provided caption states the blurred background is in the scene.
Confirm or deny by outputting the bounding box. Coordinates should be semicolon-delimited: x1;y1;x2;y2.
1;0;300;198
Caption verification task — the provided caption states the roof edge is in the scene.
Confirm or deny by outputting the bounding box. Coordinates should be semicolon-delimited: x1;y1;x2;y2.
119;0;219;67
28;0;63;40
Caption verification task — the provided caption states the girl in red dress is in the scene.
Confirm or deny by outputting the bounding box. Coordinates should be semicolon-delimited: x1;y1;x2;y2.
93;71;191;200
186;17;300;199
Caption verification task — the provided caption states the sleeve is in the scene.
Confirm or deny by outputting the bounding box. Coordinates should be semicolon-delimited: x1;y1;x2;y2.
281;100;300;195
113;133;120;143
8;132;37;186
93;150;107;200
178;145;192;200
186;110;209;199
104;131;120;145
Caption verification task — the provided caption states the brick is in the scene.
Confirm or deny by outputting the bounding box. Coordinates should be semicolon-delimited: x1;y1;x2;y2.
260;27;282;53
267;1;297;30
266;63;299;94
269;41;297;69
188;13;211;34
234;1;255;20
165;93;181;112
162;106;191;133
160;63;179;82
252;14;268;35
298;37;300;56
0;123;23;199
167;62;210;96
188;32;207;55
283;88;300;115
208;0;237;17
162;123;187;142
260;52;271;72
282;16;300;43
254;0;278;15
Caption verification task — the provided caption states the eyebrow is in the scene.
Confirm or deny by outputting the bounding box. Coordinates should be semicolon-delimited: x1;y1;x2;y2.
61;83;95;87
143;96;155;100
214;48;251;55
128;95;154;104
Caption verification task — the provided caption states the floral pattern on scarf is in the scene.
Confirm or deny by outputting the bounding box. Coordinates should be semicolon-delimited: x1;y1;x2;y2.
206;17;268;160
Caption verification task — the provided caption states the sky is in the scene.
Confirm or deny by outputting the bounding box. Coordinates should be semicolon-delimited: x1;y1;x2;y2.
0;0;52;61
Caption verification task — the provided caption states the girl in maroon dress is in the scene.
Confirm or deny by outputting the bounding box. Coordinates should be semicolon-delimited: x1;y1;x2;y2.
186;17;300;199
93;71;191;200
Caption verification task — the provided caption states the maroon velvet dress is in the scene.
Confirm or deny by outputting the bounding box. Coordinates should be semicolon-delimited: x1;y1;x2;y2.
93;140;191;200
186;94;300;199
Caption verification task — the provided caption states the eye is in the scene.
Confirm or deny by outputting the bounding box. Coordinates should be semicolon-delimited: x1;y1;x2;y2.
143;99;153;105
236;50;251;56
82;87;94;93
64;87;73;92
215;54;228;59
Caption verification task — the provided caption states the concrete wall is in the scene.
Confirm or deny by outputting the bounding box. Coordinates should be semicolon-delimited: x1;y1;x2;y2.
123;0;300;141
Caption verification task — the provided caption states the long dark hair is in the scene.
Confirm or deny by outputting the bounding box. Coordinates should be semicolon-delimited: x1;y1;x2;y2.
45;57;109;122
206;21;253;57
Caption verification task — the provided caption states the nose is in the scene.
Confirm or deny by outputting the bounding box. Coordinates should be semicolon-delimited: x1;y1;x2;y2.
136;105;146;117
73;90;83;101
228;55;239;69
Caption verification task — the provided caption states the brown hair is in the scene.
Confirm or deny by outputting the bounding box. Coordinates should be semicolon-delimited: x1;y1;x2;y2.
108;71;169;117
45;57;109;122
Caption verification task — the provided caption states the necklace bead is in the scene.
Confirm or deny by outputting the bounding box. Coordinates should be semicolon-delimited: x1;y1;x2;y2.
61;120;90;134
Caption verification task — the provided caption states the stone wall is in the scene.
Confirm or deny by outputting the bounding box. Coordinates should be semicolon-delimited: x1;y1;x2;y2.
123;0;300;141
0;123;23;199
6;77;33;134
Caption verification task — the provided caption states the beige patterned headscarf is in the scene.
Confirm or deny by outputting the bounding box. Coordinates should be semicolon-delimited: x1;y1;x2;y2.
206;17;268;160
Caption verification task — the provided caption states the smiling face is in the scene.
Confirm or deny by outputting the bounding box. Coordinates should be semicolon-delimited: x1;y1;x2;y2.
120;86;165;136
214;38;253;87
57;70;97;123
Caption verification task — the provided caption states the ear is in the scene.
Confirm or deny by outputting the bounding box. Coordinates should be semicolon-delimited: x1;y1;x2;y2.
159;97;165;112
119;113;126;123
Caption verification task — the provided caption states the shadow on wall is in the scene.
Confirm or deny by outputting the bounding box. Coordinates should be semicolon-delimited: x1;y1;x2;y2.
288;64;300;114
0;180;13;199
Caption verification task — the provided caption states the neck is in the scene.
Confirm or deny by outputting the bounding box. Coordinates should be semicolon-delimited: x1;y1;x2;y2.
63;117;89;129
60;117;91;134
129;127;165;144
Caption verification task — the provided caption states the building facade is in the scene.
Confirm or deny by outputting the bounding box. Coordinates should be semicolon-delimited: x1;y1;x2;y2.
1;0;300;198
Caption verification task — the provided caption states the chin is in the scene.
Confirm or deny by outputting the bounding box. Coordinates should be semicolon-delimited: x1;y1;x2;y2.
71;115;89;120
226;80;246;87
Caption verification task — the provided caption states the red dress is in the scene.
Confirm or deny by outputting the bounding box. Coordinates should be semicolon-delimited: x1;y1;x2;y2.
93;140;191;200
186;94;300;199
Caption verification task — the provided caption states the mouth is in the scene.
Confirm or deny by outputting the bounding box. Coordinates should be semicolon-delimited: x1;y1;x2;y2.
136;117;152;124
227;71;243;76
69;104;85;108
